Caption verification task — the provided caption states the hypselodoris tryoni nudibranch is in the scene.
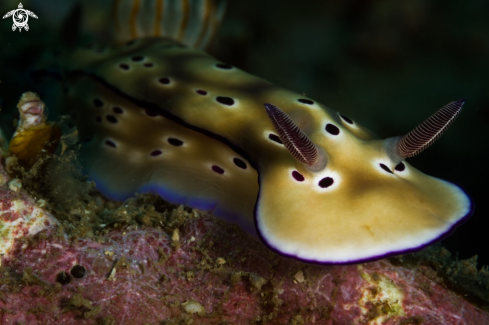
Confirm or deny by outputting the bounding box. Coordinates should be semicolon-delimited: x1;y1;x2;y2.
52;0;472;264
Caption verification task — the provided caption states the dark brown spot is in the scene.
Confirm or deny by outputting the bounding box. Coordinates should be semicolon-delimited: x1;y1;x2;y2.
325;124;340;135
292;170;305;182
168;138;183;146
158;77;170;85
131;55;144;62
126;40;136;46
269;134;283;144
119;63;130;70
233;158;247;169
212;165;224;174
395;162;406;172
380;163;393;174
196;89;207;95
70;265;86;279
105;140;116;148
318;177;334;188
216;63;232;69
151;150;162;156
216;96;234;106
106;115;117;123
145;108;159;117
144;63;154;68
339;114;353;124
113;107;123;114
56;271;71;285
298;99;314;105
93;98;104;107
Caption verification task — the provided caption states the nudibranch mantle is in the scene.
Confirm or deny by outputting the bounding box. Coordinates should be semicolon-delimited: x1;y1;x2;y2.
60;36;472;264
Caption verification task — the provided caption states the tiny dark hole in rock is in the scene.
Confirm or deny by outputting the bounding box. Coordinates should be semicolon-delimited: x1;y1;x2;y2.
144;63;154;68
70;265;86;279
113;107;123;114
151;150;162;156
196;89;207;95
131;55;144;62
56;271;72;285
119;63;130;70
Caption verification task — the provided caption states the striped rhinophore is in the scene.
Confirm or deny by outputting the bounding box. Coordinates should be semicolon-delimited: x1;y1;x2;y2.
112;0;226;49
398;99;465;158
264;103;319;167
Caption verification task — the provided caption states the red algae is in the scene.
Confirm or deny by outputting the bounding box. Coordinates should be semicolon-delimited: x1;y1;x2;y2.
0;207;488;324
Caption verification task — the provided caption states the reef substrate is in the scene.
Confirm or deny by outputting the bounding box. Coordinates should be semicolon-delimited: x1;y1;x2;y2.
0;156;487;324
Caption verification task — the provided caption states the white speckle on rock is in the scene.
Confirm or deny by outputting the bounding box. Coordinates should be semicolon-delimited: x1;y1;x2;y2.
294;271;305;283
108;267;117;281
0;195;59;256
182;300;204;315
8;178;22;192
249;272;267;290
172;228;180;241
216;257;226;265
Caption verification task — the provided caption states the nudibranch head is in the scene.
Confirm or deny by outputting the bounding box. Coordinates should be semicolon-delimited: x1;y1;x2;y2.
257;100;472;264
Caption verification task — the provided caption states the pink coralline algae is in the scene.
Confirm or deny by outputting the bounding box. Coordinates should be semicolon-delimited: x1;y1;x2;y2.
0;169;486;324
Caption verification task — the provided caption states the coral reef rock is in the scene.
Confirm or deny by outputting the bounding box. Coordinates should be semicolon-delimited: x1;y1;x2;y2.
0;160;487;324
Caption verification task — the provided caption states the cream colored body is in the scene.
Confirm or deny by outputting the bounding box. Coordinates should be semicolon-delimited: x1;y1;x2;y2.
62;38;471;263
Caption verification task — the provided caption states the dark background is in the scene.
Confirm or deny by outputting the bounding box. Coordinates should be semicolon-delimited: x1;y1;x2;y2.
1;0;488;266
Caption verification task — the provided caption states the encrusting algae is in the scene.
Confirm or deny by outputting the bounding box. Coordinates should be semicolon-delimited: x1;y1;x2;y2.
0;91;485;324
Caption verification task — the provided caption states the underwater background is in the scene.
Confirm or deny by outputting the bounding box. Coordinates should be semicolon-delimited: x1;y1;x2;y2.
0;0;488;270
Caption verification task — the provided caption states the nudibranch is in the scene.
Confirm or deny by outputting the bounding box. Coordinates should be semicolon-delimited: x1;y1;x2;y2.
50;0;472;264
